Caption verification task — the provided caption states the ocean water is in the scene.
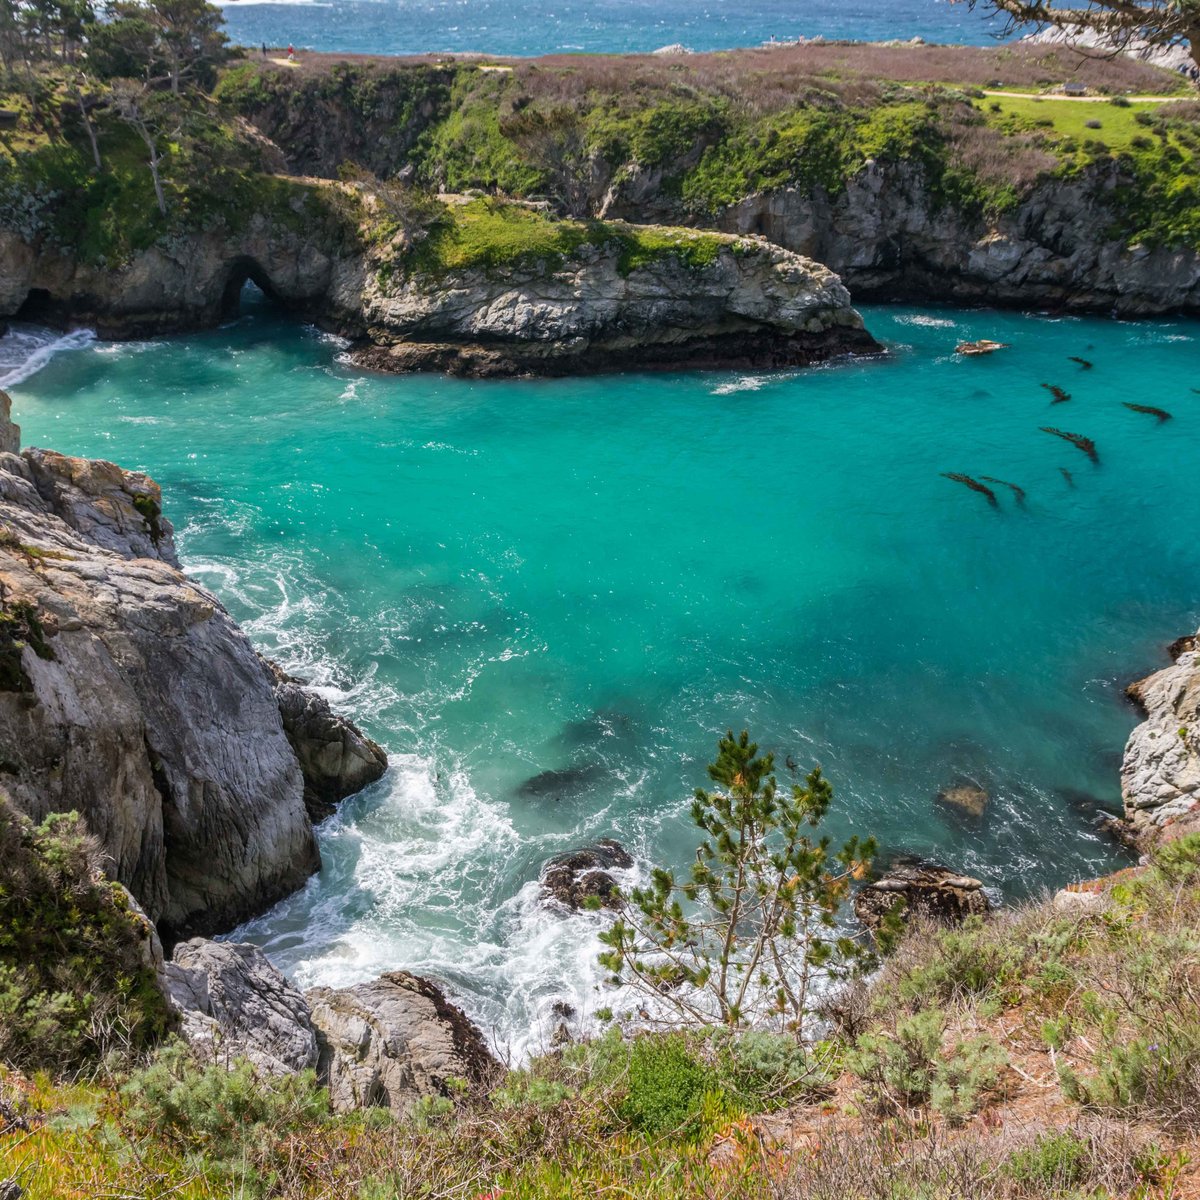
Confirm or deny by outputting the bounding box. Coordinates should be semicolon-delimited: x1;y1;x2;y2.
5;299;1199;1055
215;0;1003;59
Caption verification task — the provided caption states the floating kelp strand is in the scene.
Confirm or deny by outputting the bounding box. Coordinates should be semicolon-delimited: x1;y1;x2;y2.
1040;427;1098;463
1068;357;1094;370
941;472;998;506
1059;467;1075;487
980;476;1027;506
1042;384;1071;404
1123;402;1172;423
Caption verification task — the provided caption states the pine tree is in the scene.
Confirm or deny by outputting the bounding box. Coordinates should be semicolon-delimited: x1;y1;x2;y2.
598;730;877;1035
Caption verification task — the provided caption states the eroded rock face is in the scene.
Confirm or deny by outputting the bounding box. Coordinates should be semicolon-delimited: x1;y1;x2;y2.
0;393;17;455
353;231;877;377
854;857;990;930
165;939;319;1074
540;839;633;910
0;210;875;377
0;396;383;936
0;212;366;339
1119;629;1200;847
308;972;499;1114
266;659;388;822
681;162;1200;317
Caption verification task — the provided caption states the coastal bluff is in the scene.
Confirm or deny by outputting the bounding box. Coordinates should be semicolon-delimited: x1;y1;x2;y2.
0;199;877;377
0;392;386;940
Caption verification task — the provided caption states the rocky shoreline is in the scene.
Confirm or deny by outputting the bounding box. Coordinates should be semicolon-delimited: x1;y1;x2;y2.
1116;628;1200;848
0;206;878;377
0;391;386;940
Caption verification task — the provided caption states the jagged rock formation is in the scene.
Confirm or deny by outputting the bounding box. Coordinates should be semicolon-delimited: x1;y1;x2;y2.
854;857;991;929
162;938;498;1111
267;659;387;823
307;972;499;1114
1119;628;1200;846
0;394;385;938
0;212;367;339
540;839;633;910
164;940;320;1075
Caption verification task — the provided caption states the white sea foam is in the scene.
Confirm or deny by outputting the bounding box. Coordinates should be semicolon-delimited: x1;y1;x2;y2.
711;375;767;395
228;742;645;1060
0;326;96;387
894;314;958;328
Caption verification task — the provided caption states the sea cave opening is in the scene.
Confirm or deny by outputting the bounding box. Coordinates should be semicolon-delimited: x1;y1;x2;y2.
220;258;284;319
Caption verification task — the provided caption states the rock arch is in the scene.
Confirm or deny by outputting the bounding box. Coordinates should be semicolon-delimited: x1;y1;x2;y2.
219;257;282;318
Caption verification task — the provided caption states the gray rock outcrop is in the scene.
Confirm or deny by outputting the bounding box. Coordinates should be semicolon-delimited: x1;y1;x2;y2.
1118;628;1200;846
540;839;633;910
307;972;499;1114
352;227;877;377
0;207;876;377
165;939;319;1074
0;393;17;455
854;857;991;930
266;659;387;823
0;394;383;937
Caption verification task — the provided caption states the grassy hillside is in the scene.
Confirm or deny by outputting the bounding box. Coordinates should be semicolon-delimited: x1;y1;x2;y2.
218;45;1200;249
6;834;1200;1199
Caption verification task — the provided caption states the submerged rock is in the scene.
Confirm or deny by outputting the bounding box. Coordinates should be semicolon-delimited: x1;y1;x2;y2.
516;763;608;801
935;780;989;819
265;659;388;822
0;394;384;937
165;939;319;1075
1117;629;1200;848
307;972;499;1114
540;839;634;910
854;856;990;930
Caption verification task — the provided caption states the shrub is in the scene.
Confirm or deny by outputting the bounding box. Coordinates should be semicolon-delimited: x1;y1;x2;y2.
1005;1130;1090;1189
714;1029;836;1110
847;1010;1006;1124
122;1042;329;1177
0;795;173;1070
616;1036;717;1136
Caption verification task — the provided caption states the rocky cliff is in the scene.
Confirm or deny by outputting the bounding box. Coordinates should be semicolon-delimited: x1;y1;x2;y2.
700;163;1200;317
1119;629;1200;847
0;195;875;376
0;393;385;939
354;217;876;377
216;53;1200;318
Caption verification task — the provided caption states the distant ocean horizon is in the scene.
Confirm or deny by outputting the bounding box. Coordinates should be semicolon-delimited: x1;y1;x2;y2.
214;0;1006;59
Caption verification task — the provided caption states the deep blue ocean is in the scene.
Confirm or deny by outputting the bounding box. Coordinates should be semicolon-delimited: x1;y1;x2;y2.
214;0;1004;59
4;300;1197;1053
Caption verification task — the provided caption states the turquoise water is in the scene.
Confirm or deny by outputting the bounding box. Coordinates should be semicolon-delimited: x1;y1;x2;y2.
5;302;1198;1053
216;0;1002;60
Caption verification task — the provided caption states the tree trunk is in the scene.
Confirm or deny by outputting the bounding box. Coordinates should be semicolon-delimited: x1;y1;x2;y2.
74;90;102;173
148;151;167;217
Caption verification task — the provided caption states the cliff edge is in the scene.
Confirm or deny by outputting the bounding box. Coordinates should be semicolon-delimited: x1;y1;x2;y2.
0;391;386;939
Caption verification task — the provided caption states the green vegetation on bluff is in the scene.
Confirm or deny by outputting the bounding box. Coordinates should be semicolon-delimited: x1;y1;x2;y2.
0;794;173;1072
398;197;729;278
219;44;1200;249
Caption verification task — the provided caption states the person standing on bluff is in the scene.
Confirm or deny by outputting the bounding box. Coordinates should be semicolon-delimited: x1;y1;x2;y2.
287;43;295;60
